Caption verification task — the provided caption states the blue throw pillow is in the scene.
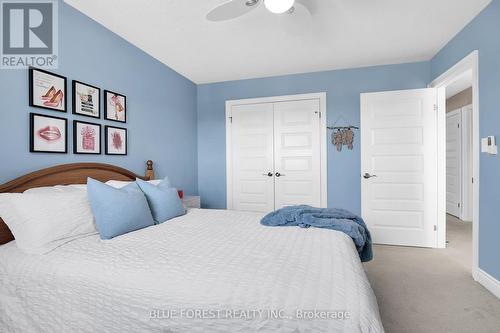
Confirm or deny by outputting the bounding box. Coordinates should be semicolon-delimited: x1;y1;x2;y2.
136;178;185;224
87;178;155;240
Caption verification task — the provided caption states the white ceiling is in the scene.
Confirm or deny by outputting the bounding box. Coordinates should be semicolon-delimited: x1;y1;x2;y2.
64;0;492;84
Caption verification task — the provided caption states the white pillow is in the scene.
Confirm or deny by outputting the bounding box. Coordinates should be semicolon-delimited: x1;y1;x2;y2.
0;191;97;254
106;179;163;189
24;184;87;194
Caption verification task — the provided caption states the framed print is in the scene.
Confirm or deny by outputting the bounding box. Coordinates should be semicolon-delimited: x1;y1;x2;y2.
105;126;127;155
72;81;101;118
104;90;126;123
30;113;68;153
29;67;67;112
73;121;101;155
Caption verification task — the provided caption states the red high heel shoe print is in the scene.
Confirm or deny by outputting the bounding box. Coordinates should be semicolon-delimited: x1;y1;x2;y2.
43;90;64;108
41;86;56;100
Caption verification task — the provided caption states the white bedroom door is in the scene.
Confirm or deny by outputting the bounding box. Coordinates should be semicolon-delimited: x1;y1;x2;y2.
273;99;321;209
361;88;439;248
446;109;462;218
230;103;275;212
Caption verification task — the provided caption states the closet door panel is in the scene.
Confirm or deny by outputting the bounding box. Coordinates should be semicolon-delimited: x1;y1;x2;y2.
231;103;275;212
273;99;321;209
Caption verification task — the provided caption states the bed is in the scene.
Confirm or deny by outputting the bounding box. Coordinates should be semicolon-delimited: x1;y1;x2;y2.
0;162;384;333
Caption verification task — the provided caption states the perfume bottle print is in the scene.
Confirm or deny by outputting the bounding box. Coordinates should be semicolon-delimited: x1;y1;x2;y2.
81;126;96;151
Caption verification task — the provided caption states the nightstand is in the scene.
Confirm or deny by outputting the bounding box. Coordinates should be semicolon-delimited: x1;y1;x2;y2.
183;196;201;209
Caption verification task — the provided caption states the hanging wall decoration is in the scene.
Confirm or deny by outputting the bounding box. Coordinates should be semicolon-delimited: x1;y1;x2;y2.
73;121;101;154
29;67;67;112
73;81;101;119
105;125;127;155
30;113;68;153
104;90;127;123
328;116;358;152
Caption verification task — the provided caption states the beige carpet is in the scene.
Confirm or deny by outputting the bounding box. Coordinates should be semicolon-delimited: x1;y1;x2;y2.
363;215;500;333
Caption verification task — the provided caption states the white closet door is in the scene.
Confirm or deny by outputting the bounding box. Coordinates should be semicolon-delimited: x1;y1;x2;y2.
446;109;462;218
273;99;321;209
231;103;275;212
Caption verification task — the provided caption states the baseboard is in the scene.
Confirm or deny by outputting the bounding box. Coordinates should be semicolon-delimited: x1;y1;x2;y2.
476;268;500;299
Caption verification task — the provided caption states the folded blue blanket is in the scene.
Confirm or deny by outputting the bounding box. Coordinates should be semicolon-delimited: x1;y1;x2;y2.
261;205;373;262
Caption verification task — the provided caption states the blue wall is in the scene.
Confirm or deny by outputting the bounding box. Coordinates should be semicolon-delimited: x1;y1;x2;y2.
197;62;431;212
0;1;198;194
432;0;500;280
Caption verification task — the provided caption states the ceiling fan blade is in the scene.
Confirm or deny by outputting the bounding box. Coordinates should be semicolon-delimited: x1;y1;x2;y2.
296;0;318;16
207;0;260;22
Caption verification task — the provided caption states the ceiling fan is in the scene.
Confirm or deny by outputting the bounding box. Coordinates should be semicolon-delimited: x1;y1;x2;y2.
207;0;308;22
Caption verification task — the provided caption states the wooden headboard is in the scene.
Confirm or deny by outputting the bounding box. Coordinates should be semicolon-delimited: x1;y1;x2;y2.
0;161;154;245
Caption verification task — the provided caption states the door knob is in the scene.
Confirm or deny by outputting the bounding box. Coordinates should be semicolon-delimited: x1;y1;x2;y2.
262;172;273;177
275;172;285;177
363;173;377;179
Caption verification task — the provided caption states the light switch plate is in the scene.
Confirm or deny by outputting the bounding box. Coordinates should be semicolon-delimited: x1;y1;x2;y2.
481;136;497;155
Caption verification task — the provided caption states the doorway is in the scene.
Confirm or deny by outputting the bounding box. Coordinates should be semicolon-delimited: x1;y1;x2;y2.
430;51;479;278
445;78;474;271
446;83;473;222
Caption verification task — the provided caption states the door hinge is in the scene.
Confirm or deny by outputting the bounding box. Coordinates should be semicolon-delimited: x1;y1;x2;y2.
315;111;321;118
434;225;437;231
433;104;438;111
472;177;474;184
458;203;461;208
228;116;233;123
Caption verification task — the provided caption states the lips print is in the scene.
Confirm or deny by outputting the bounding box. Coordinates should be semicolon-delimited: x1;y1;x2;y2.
37;126;61;142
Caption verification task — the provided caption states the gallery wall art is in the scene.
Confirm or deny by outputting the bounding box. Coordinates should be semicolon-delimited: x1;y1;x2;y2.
28;68;129;156
73;121;101;154
104;90;127;123
73;81;101;118
105;125;127;155
29;68;67;112
30;113;68;153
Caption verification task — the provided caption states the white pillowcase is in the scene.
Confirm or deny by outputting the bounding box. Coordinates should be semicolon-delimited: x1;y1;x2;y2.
106;179;162;189
24;184;87;194
0;190;97;254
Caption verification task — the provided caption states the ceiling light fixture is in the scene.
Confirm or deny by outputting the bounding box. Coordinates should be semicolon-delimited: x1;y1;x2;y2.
264;0;295;14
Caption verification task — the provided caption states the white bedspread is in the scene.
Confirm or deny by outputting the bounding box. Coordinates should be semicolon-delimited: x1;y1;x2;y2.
0;209;383;333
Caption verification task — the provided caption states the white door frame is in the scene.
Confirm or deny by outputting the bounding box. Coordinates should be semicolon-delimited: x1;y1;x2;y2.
429;50;480;280
225;92;328;210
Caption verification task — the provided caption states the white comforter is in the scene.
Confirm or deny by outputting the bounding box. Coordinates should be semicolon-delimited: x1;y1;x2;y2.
0;209;383;333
